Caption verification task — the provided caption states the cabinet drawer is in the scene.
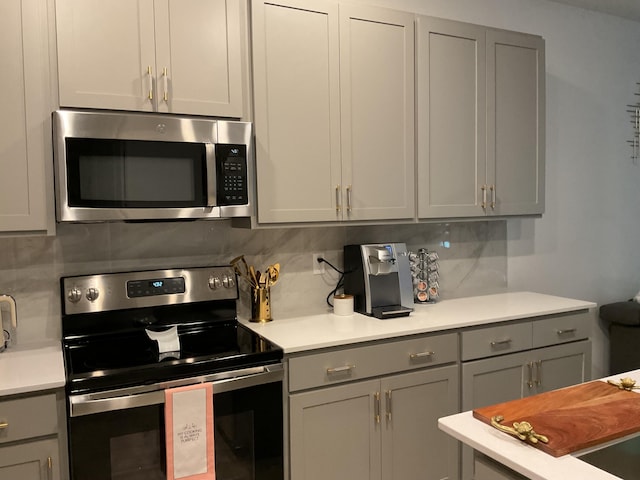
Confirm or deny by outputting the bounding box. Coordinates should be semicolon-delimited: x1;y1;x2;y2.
288;333;458;392
461;322;532;361
0;393;58;444
532;310;591;348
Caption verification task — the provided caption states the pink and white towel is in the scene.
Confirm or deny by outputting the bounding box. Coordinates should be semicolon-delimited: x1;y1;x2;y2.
165;383;215;480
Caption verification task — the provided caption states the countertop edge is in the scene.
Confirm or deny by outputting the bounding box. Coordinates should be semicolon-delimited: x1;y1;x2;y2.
0;342;66;398
242;292;598;354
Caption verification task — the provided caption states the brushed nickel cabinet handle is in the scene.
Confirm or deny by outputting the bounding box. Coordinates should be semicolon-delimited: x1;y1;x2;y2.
556;328;577;335
410;351;434;360
326;364;355;375
47;456;53;480
490;185;496;209
335;185;341;213
346;185;352;212
481;185;487;209
147;65;153;101
527;362;534;388
162;67;169;102
374;392;380;424
385;390;392;422
490;338;512;347
535;360;542;386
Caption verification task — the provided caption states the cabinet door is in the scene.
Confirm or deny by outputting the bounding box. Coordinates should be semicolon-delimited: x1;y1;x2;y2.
339;5;415;221
290;380;381;480
417;17;486;219
0;0;53;233
486;30;545;216
56;0;156;111
252;0;342;223
461;350;531;411
381;365;459;480
154;0;243;117
533;341;591;394
460;350;529;480
0;438;61;480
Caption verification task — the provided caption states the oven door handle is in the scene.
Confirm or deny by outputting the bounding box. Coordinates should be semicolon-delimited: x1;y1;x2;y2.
69;363;283;417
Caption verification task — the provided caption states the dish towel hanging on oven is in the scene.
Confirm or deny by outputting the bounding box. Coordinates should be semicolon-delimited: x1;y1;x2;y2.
165;383;215;480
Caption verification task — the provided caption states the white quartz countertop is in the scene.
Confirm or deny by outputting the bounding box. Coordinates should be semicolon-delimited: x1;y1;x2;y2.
438;370;640;480
241;292;596;353
0;342;65;397
0;292;596;397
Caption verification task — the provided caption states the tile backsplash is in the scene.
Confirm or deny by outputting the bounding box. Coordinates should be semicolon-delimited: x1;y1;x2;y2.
0;220;507;345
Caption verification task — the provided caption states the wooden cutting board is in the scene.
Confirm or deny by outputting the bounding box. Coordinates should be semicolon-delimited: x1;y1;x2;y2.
473;380;640;457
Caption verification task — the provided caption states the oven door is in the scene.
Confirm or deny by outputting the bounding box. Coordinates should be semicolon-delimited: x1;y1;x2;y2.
67;365;284;480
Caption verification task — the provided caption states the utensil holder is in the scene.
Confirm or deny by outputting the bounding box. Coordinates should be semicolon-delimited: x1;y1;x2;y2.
251;286;272;322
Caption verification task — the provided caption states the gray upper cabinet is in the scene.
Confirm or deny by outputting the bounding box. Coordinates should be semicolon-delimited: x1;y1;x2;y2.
253;0;414;224
0;0;54;235
487;30;545;216
417;17;486;218
338;5;415;222
55;0;244;117
417;18;545;219
252;0;341;223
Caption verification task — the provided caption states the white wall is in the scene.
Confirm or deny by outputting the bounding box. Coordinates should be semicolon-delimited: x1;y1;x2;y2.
342;0;640;376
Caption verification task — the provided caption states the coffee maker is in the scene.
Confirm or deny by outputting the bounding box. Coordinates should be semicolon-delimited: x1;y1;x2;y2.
343;243;413;319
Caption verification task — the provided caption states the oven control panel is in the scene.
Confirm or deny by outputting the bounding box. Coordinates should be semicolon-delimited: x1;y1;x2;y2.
62;266;238;315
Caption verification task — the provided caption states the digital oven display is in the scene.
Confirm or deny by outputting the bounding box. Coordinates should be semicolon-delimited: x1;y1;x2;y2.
126;277;186;298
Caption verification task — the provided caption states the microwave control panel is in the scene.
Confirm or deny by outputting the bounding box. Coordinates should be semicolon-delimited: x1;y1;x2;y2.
216;144;248;206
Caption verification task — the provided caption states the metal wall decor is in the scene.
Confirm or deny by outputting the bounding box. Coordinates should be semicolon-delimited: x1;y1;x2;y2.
627;83;640;165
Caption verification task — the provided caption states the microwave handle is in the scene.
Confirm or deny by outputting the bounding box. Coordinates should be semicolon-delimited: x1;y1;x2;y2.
206;143;217;207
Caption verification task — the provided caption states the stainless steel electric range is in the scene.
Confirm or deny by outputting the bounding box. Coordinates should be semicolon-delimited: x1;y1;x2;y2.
61;266;284;480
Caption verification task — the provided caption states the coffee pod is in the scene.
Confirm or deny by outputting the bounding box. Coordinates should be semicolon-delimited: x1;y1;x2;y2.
333;294;354;316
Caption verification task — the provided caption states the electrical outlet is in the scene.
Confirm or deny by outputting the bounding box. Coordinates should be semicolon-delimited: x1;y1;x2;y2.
313;253;325;274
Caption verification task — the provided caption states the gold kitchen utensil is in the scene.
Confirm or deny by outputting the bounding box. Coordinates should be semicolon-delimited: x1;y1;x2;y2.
490;415;549;445
266;263;280;287
230;255;256;287
249;265;259;287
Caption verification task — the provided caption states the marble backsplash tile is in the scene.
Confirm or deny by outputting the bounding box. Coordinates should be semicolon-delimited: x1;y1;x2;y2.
0;220;507;344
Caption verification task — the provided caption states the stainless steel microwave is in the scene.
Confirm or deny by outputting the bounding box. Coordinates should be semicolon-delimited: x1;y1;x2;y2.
53;110;253;222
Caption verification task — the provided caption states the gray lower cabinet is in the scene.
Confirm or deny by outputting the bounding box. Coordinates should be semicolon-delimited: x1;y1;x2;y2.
0;438;60;480
288;333;459;480
459;312;592;480
473;453;526;480
290;365;459;480
0;391;66;480
290;379;380;480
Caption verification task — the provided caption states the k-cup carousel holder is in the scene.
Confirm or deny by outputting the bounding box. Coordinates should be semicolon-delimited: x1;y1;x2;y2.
409;248;439;304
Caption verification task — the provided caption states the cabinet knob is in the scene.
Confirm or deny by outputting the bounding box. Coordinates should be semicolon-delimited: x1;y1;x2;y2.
0;421;8;429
